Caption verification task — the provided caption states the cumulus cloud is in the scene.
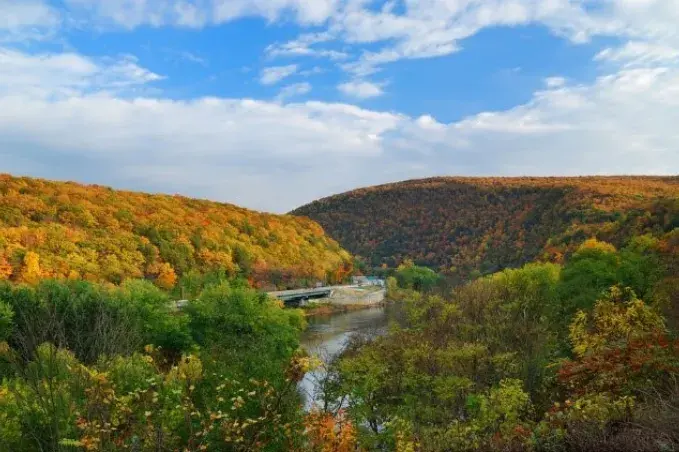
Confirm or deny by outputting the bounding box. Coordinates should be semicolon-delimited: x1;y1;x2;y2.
338;80;385;98
2;45;678;212
260;0;679;76
0;48;162;98
0;0;60;41
3;1;679;212
260;64;299;85
16;1;679;78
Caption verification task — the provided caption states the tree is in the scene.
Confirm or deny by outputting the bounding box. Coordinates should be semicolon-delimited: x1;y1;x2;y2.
0;174;354;288
155;263;177;290
19;251;42;284
395;261;440;292
0;255;12;280
556;239;620;335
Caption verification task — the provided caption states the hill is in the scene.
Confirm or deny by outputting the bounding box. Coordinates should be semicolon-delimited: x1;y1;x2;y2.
292;176;679;279
0;174;352;289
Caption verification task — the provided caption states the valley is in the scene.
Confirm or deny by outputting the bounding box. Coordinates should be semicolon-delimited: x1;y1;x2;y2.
0;174;678;451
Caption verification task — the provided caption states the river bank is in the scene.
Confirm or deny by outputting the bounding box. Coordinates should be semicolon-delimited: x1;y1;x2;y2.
302;300;386;317
302;286;386;317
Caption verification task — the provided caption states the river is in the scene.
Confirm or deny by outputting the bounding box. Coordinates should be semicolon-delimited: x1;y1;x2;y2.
298;305;394;409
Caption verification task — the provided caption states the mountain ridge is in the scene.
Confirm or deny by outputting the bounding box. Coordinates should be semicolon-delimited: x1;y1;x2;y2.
292;175;679;279
0;174;353;289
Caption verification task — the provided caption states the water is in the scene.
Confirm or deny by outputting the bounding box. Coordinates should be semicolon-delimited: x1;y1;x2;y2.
299;306;391;409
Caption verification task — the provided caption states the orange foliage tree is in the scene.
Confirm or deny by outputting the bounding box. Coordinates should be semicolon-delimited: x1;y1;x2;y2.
155;262;177;290
305;410;358;452
0;255;12;280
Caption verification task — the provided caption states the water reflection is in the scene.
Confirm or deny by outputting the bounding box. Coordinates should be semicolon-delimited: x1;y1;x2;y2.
299;306;392;409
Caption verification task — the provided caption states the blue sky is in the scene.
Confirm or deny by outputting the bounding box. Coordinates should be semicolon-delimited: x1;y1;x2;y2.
1;0;678;212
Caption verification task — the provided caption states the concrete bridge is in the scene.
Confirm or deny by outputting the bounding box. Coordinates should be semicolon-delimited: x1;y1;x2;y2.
173;282;385;310
268;282;386;307
267;286;336;305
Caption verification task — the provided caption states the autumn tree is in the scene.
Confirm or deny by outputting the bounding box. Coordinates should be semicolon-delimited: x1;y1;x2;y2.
293;176;679;280
305;410;358;452
155;262;177;290
19;251;42;284
0;174;353;289
0;255;12;280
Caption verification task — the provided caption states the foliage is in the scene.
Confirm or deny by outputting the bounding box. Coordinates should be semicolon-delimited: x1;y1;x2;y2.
0;344;313;451
0;276;336;450
0;174;352;289
394;260;441;292
293;176;679;281
304;409;358;452
322;238;679;451
535;287;679;451
0;279;176;367
553;238;664;349
186;282;305;382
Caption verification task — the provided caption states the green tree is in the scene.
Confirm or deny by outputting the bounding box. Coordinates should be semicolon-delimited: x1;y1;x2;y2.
395;261;440;292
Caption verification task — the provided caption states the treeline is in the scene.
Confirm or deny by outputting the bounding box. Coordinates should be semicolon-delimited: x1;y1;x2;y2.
0;174;353;290
0;277;357;450
318;236;679;451
293;176;679;281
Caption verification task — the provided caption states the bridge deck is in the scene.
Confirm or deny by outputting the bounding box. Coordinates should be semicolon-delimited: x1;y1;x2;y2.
267;287;334;302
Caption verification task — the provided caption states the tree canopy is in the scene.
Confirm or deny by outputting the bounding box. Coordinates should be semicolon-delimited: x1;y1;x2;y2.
0;174;353;290
293;176;679;281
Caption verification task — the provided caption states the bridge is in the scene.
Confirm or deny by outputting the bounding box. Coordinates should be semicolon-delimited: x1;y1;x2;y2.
267;286;335;305
172;282;385;310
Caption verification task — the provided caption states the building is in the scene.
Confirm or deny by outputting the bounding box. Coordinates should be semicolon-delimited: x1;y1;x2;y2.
351;276;385;287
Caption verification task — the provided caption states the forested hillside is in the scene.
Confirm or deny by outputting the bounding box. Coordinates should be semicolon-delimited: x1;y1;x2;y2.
293;176;679;279
0;174;352;289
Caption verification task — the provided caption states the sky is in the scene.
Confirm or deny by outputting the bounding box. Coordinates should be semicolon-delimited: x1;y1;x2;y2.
1;0;678;213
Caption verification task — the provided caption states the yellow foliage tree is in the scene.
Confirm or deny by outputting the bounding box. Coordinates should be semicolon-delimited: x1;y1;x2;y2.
0;174;353;288
578;238;617;254
20;251;42;284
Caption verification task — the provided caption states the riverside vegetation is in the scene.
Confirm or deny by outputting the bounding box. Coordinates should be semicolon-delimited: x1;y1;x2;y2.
0;174;678;451
319;237;679;451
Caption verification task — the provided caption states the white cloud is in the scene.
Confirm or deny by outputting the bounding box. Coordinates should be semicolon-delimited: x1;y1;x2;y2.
2;46;678;212
266;32;349;60
30;0;676;79
338;80;385;98
264;0;679;76
332;0;592;75
276;82;312;101
545;77;567;88
596;41;679;67
0;0;60;41
213;0;338;25
63;0;338;28
260;64;298;85
0;48;162;98
16;0;679;80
